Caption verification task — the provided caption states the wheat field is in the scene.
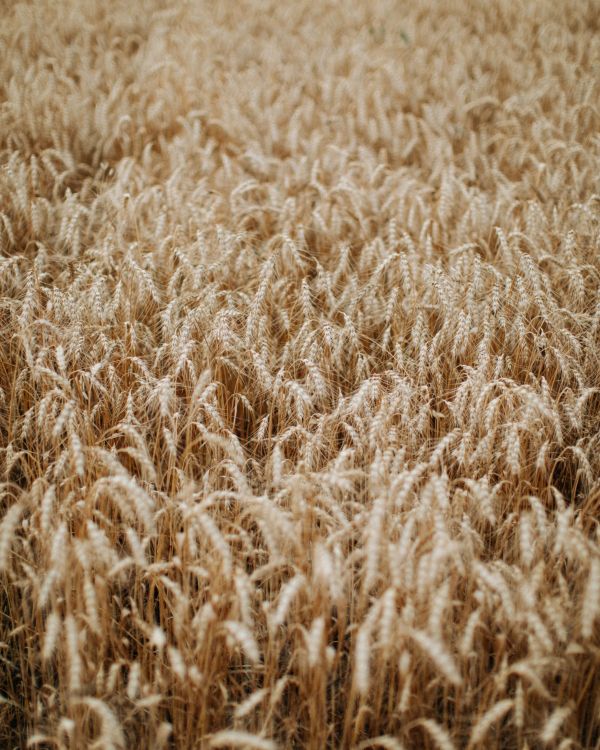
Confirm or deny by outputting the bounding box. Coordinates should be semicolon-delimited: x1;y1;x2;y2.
1;0;599;748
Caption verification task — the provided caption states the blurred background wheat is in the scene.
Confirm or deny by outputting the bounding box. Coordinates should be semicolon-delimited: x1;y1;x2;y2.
1;1;599;748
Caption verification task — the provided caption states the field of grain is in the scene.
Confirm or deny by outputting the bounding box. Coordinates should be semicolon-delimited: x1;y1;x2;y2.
1;1;599;748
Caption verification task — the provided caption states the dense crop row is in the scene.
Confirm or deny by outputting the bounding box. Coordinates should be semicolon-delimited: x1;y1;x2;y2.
1;1;599;748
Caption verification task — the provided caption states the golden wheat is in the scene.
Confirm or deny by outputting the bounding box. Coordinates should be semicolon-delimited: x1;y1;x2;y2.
1;0;599;748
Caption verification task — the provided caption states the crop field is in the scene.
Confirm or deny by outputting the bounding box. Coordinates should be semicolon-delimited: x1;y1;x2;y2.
1;1;599;748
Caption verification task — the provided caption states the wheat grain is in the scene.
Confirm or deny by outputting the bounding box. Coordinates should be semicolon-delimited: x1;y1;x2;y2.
224;621;261;666
581;557;600;640
418;719;456;750
0;503;24;572
2;2;599;748
65;615;82;694
356;737;406;750
209;731;277;749
76;697;125;750
408;630;462;687
42;611;61;661
469;700;513;746
306;616;325;669
233;689;269;720
270;574;305;629
539;705;572;744
355;622;372;697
